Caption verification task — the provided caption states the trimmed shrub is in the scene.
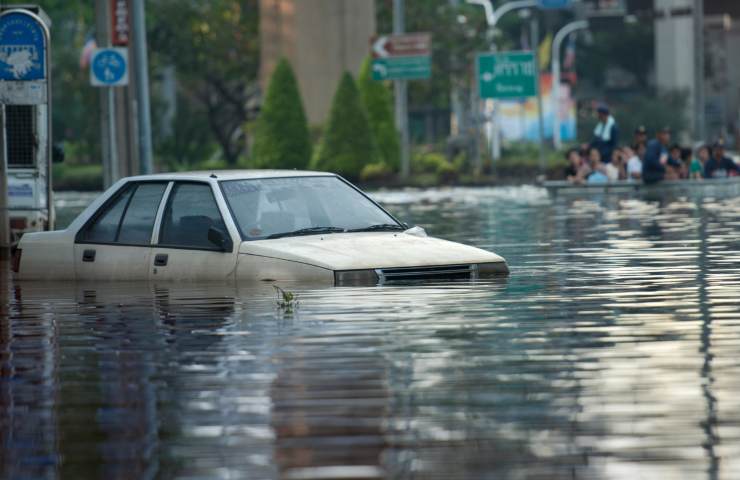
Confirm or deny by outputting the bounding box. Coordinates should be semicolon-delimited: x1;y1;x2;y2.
357;57;400;171
436;161;459;184
251;58;312;169
412;151;448;174
311;72;377;179
360;162;394;183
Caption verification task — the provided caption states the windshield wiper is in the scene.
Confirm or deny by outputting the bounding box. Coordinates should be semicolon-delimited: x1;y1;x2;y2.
266;226;346;239
346;223;405;233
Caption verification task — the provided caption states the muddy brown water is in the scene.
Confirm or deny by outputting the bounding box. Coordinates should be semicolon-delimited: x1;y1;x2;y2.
2;186;740;479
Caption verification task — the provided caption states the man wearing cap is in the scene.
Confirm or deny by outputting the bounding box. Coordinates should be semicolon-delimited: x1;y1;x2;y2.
590;104;619;163
704;140;739;178
642;127;681;184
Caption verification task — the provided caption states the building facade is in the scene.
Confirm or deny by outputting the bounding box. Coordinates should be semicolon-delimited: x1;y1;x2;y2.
260;0;376;124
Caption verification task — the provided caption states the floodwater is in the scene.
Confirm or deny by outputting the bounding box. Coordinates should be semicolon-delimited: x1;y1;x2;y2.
3;185;740;479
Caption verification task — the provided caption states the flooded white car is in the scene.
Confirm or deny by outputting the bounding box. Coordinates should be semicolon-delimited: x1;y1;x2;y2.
15;171;508;284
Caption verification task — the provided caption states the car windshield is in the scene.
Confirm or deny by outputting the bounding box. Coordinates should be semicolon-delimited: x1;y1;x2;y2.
220;176;400;240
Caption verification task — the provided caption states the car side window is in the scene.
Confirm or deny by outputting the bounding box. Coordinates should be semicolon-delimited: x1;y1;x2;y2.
78;182;167;245
159;183;227;250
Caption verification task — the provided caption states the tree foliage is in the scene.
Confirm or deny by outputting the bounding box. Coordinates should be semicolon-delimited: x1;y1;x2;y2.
149;0;260;165
311;73;376;179
357;57;399;171
251;59;311;169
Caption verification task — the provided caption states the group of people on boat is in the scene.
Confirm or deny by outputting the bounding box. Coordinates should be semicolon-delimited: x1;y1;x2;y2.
564;104;739;185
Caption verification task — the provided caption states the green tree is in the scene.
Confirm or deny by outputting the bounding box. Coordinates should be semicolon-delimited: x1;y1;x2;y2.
149;0;260;165
357;57;399;170
311;73;376;179
251;59;311;169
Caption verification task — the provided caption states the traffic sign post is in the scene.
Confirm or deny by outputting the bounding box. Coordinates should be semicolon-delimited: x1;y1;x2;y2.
477;51;537;99
90;48;128;87
371;32;431;81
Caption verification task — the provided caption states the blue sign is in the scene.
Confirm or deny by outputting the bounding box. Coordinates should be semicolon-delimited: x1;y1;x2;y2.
0;12;46;81
90;48;128;87
539;0;572;8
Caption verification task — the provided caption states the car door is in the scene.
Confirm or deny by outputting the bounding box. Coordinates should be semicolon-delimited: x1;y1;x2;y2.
149;181;239;282
74;181;168;281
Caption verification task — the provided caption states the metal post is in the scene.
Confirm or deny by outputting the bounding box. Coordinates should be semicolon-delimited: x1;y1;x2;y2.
0;106;9;258
393;0;410;179
131;0;153;174
531;17;546;174
694;0;705;142
95;0;114;187
552;20;588;151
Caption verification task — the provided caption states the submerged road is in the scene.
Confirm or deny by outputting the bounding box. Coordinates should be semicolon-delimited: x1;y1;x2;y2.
2;186;740;479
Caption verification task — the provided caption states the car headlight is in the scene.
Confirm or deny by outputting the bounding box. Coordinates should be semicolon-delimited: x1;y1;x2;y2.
476;262;509;276
334;269;379;286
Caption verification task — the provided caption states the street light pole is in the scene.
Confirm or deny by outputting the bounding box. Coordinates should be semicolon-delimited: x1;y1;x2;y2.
551;20;587;151
393;0;411;180
131;0;153;175
466;0;538;163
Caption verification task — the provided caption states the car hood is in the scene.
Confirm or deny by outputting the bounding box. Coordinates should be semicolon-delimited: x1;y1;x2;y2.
238;232;506;271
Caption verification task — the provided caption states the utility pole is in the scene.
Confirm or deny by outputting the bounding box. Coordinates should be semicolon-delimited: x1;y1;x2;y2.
0;106;9;259
95;0;117;187
552;20;588;151
531;16;546;174
393;0;411;179
131;0;153;175
693;0;705;142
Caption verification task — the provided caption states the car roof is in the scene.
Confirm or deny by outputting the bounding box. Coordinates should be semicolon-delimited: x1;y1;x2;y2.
124;170;335;182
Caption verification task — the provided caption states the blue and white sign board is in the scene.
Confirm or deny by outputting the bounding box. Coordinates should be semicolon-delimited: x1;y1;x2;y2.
90;48;128;87
0;9;49;104
538;0;572;8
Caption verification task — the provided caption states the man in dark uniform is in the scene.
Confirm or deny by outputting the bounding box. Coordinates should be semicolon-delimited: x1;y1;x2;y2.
642;127;681;184
704;140;740;178
590;104;618;163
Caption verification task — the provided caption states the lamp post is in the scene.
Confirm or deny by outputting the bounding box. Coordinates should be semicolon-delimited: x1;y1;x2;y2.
551;20;587;151
466;0;538;163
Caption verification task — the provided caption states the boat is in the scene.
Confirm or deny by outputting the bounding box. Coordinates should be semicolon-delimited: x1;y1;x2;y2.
542;177;740;197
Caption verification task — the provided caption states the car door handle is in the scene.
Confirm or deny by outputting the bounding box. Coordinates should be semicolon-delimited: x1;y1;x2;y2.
82;249;96;262
154;254;168;266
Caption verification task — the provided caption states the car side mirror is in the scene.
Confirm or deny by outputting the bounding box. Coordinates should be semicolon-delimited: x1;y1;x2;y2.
208;226;233;252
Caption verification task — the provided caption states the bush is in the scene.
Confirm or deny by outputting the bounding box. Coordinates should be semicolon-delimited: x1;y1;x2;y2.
311;72;377;180
360;162;394;183
412;151;448;174
53;163;103;191
436;161;459;184
251;58;312;169
357;57;400;171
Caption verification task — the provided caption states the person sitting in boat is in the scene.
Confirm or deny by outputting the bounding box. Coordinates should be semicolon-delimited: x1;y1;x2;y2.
665;144;683;180
590;104;619;163
704;140;739;179
586;147;609;184
643;127;681;184
690;145;710;180
633;125;648;149
564;148;590;184
605;147;626;181
624;145;642;181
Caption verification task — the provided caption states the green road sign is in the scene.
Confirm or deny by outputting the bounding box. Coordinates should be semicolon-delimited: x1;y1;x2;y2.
372;56;431;81
477;51;537;99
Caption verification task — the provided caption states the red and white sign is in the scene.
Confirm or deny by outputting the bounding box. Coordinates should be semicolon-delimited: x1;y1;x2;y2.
111;0;129;46
371;33;431;59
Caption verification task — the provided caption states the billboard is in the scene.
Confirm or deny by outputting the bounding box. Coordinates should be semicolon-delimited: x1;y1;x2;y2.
497;74;576;142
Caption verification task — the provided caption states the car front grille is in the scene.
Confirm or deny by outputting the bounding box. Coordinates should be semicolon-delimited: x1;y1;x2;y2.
376;264;475;282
